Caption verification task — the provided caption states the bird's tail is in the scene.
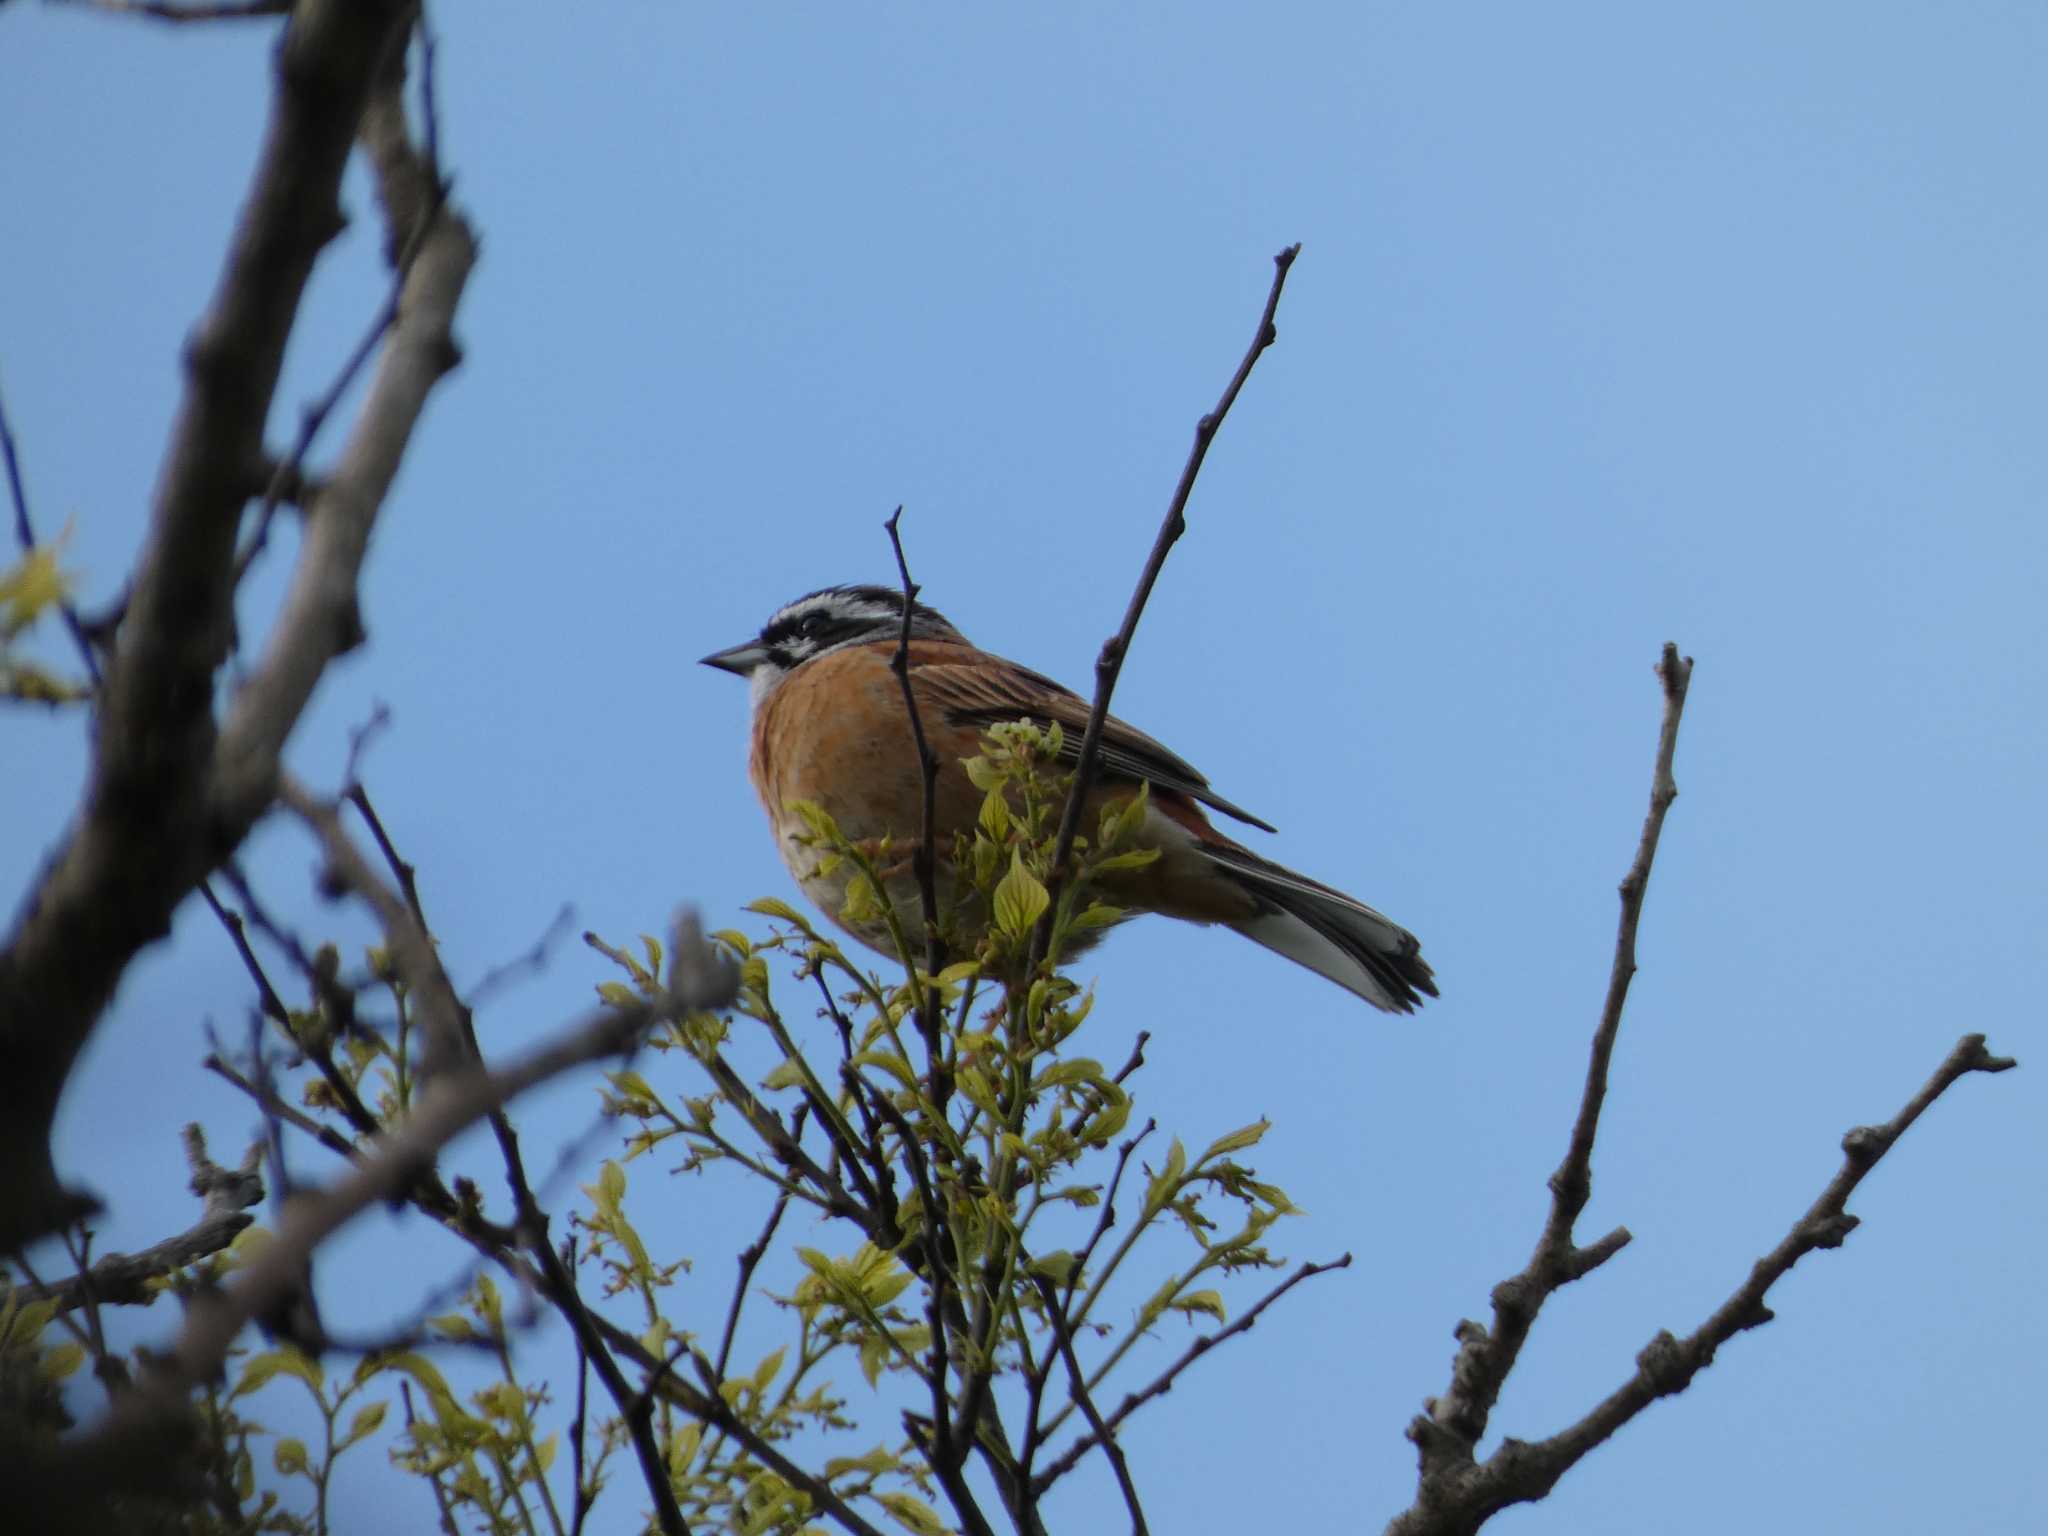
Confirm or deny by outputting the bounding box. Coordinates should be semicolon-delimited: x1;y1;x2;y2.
1205;844;1437;1013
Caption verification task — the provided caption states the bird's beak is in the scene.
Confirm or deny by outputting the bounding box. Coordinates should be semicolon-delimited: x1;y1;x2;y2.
700;641;769;676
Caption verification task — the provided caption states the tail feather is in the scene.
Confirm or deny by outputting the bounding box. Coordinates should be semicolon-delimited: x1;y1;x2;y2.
1205;845;1436;1013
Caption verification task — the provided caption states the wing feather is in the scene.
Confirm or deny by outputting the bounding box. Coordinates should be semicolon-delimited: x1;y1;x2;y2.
913;657;1277;833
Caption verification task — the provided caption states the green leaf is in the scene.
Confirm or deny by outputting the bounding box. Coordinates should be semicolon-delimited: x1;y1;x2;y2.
1027;1251;1078;1285
36;1341;85;1382
1170;1290;1227;1323
0;543;69;631
760;1056;808;1092
597;980;638;1008
1200;1119;1271;1163
1144;1138;1189;1216
1032;1058;1105;1092
788;798;843;844
977;786;1011;839
340;1400;389;1449
824;1446;900;1480
234;1347;324;1400
752;1345;787;1393
878;1491;950;1536
992;850;1049;937
864;1263;913;1308
1114;782;1151;842
1090;846;1160;873
859;1332;889;1389
8;1298;56;1344
850;1049;919;1092
961;754;1003;791
1080;1096;1132;1147
376;1351;455;1412
273;1437;310;1477
838;871;878;926
745;896;806;925
669;1420;703;1474
1068;902;1125;932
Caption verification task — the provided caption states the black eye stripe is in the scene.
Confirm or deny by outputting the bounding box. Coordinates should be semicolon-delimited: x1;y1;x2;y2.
752;586;962;660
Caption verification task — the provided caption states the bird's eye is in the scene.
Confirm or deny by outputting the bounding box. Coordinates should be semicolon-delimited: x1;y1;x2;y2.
796;614;824;637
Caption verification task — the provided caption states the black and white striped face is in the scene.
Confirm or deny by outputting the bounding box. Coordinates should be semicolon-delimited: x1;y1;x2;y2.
701;585;964;707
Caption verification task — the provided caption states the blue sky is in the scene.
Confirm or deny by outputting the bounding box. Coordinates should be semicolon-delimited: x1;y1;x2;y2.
5;2;2043;1532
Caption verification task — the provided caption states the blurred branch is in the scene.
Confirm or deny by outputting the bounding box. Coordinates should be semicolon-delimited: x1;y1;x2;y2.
0;0;470;1253
1028;243;1300;976
211;35;476;826
51;0;289;19
11;1127;262;1313
279;775;471;1078
56;920;735;1507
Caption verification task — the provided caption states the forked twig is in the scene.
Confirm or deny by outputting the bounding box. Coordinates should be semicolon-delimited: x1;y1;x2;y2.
1384;647;2019;1536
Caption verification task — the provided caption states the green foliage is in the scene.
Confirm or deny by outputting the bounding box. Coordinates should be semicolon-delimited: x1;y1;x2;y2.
579;721;1304;1534
0;532;91;705
9;723;1315;1534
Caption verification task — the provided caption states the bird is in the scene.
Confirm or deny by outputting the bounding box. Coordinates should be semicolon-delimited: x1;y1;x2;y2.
701;584;1436;1012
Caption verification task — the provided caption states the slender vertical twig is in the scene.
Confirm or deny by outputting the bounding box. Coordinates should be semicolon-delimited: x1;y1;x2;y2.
1027;245;1300;977
882;508;948;1049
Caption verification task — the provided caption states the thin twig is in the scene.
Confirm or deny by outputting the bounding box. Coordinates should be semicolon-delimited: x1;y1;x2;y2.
882;508;948;1047
1031;1252;1349;1494
1026;245;1300;977
1417;645;1691;1455
1032;1274;1148;1535
714;1192;791;1382
400;1382;463;1536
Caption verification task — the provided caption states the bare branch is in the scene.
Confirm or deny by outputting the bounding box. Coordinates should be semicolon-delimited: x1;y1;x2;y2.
715;1192;793;1383
1414;645;1693;1461
1027;244;1300;977
1387;1033;2017;1536
211;68;476;826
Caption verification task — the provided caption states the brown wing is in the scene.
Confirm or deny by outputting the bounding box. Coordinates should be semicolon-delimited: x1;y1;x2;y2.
912;652;1277;833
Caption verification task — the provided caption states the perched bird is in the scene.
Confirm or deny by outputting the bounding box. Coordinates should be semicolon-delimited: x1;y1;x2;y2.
702;585;1436;1012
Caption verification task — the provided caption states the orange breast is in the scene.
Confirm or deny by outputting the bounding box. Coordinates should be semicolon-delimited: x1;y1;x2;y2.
747;642;1259;950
